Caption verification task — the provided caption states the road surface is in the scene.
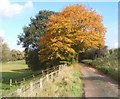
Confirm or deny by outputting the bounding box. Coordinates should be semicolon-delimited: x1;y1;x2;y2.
77;63;119;98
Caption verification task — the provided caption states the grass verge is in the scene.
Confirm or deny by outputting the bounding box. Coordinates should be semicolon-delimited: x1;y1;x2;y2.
21;65;83;97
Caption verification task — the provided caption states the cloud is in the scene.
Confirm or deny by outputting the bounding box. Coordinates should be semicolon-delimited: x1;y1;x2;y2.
0;0;33;18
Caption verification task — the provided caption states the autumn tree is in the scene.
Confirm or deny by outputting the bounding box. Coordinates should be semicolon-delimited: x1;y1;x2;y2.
39;4;106;66
18;10;57;70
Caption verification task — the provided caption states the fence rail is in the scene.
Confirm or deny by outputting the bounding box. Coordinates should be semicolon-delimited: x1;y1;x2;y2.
3;64;67;97
2;64;61;90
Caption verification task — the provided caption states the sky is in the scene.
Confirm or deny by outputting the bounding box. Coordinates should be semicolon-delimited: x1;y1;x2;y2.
0;0;118;51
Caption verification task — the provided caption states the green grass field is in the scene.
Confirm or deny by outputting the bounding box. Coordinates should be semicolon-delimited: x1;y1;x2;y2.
2;60;42;96
2;60;35;83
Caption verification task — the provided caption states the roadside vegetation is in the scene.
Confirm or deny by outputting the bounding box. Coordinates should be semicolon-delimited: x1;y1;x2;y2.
82;48;119;84
21;65;83;97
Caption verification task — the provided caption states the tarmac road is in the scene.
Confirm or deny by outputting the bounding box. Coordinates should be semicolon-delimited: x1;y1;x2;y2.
77;63;119;98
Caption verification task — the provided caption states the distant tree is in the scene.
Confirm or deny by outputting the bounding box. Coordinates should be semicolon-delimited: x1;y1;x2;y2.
78;45;108;61
0;36;3;44
0;37;3;62
39;4;106;66
10;49;24;61
0;37;24;62
1;40;11;62
10;49;17;61
16;50;24;60
18;10;57;70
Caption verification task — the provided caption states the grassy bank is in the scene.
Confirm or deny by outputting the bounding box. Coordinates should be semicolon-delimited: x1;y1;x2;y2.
21;65;83;97
82;48;119;84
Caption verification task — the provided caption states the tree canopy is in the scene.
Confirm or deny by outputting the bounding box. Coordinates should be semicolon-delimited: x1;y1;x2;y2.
38;4;106;66
18;10;57;70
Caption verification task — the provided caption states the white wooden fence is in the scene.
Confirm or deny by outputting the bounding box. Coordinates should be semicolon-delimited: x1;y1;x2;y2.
3;64;67;97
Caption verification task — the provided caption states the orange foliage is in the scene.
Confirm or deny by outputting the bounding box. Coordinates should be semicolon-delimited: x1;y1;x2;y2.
38;4;106;64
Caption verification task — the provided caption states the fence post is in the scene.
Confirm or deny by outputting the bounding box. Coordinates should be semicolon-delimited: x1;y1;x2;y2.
66;64;67;69
64;64;66;70
30;82;33;92
46;74;49;81
61;65;63;71
58;70;60;76
62;64;64;70
62;65;64;70
54;72;57;78
15;80;17;86
54;67;55;71
20;81;23;87
10;79;12;88
58;65;60;70
42;70;44;77
40;78;43;88
33;74;35;78
51;73;53;81
59;65;61;71
23;78;25;82
17;88;21;97
46;68;48;74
